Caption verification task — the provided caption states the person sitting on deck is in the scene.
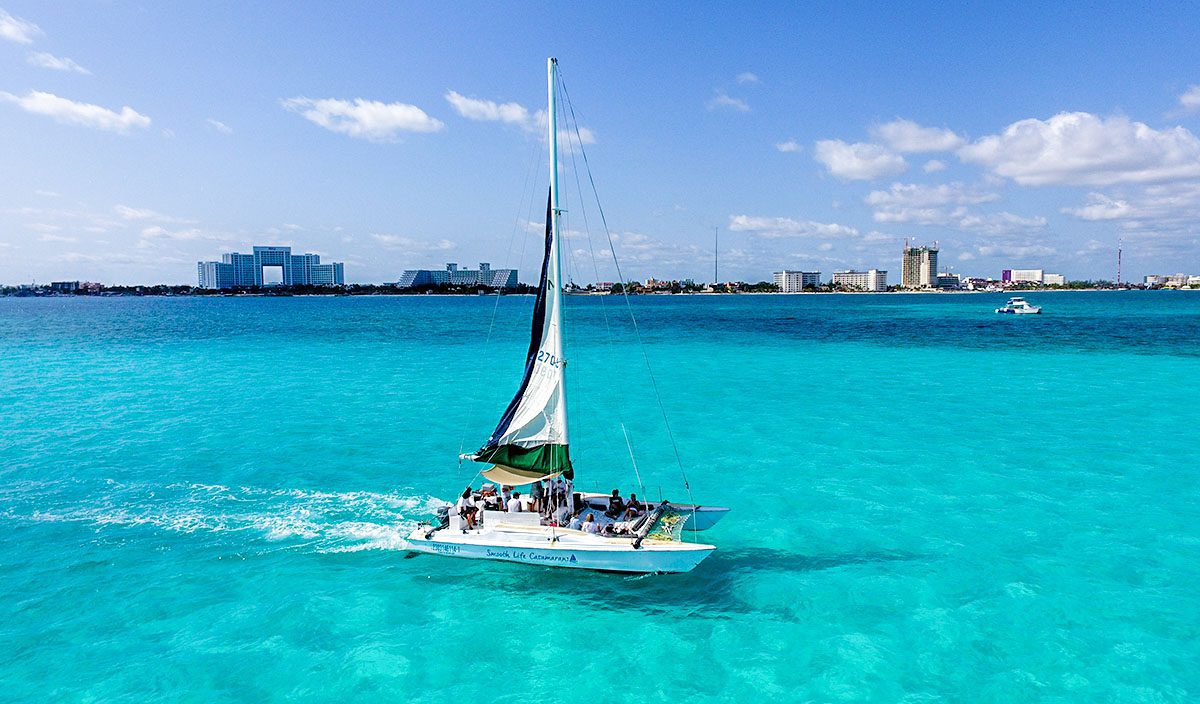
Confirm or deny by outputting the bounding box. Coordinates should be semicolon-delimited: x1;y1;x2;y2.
623;493;643;520
507;492;523;513
456;488;479;530
582;514;601;534
604;489;626;519
567;513;583;531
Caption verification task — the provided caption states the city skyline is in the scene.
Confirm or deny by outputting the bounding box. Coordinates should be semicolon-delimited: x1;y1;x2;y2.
3;4;1200;285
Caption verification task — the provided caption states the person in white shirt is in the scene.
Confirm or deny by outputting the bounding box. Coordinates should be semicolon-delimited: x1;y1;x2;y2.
566;513;582;531
455;488;478;530
507;492;523;513
582;514;601;534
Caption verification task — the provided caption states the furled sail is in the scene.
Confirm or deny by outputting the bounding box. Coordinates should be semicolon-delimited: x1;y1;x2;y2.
471;192;572;483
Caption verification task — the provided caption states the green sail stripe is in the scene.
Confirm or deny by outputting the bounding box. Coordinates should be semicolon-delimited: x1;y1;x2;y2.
475;443;572;477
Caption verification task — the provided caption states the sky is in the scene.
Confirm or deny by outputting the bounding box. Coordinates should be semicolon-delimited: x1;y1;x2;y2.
3;2;1200;285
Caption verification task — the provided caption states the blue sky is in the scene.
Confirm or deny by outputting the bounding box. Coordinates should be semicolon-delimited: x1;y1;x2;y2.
3;2;1200;285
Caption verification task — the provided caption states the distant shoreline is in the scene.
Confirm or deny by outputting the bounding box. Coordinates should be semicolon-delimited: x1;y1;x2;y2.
2;286;1185;299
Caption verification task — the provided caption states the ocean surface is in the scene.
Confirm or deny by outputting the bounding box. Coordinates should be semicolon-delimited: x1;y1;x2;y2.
2;291;1198;702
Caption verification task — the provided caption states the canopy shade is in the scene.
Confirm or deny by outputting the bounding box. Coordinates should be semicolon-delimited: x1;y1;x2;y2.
481;464;562;487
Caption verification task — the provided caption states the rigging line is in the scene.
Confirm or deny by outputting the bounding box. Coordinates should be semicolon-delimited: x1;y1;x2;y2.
559;77;646;499
456;126;546;471
558;72;693;509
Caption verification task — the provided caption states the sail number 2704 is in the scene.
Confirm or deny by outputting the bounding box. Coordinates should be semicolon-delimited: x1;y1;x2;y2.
536;350;562;368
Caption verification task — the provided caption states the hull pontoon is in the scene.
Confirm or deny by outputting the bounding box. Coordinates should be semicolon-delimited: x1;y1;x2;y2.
407;510;713;573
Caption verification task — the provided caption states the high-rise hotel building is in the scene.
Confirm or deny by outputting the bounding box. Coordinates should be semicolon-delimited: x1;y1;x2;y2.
831;269;888;291
197;246;344;289
901;245;938;289
773;270;821;292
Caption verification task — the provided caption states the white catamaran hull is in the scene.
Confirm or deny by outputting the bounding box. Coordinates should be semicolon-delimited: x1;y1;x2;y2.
405;525;714;573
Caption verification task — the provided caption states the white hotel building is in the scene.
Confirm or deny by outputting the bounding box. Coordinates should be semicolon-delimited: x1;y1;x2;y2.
774;270;821;292
832;269;888;291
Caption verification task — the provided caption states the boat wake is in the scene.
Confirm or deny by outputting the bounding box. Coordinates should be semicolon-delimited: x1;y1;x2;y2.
2;478;446;555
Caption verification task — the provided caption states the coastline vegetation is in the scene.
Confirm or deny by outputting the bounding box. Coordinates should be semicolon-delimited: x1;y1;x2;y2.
1;280;1187;298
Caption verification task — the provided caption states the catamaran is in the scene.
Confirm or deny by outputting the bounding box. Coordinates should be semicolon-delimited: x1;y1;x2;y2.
405;58;723;573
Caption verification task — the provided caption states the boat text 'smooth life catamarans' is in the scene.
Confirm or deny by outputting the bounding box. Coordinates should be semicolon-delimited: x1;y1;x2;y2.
406;58;726;573
995;296;1042;314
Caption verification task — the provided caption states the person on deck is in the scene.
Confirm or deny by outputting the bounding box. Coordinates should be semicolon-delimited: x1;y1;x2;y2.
549;476;567;512
500;485;513;509
623;493;643;520
507;492;523;513
605;489;625;519
531;480;545;514
567;513;583;531
456;488;479;530
582;514;601;534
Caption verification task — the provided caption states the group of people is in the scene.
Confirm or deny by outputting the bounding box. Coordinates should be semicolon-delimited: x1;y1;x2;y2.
455;477;576;530
454;483;650;536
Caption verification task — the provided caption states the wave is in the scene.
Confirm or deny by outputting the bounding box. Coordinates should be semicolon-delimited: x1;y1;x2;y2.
5;479;448;554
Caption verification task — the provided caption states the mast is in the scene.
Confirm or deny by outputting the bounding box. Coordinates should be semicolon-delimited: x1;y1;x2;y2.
547;56;569;445
467;58;573;483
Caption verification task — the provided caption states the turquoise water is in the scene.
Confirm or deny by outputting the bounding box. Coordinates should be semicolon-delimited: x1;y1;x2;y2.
2;292;1198;702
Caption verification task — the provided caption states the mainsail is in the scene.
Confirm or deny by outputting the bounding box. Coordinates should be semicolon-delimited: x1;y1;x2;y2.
471;59;571;485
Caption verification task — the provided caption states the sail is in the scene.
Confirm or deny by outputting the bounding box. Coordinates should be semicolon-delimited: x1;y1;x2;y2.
472;192;571;482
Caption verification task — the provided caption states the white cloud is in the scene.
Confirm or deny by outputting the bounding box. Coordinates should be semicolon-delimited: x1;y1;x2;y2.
871;204;1045;234
114;205;195;224
736;72;760;84
775;139;801;153
1062;193;1133;221
959;112;1200;186
817;242;834;251
206;118;232;134
371;234;455;251
871;119;964;152
443;91;596;148
39;233;78;243
281;96;444;142
562;126;596;147
115;205;162;220
0;91;150;133
865;184;1043;234
924;159;947;173
866;182;999;209
707;92;750;113
957;252;976;261
729;215;859;238
607;231;705;268
27;52;91;75
1062;183;1200;240
0;9;40;44
814;140;907;180
956;212;1047;235
35;189;61;197
976;243;1057;258
445;90;531;127
138;225;230;245
1180;85;1200;111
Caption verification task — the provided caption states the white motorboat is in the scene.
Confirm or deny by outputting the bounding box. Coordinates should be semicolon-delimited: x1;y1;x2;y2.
406;58;720;574
995;296;1041;314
